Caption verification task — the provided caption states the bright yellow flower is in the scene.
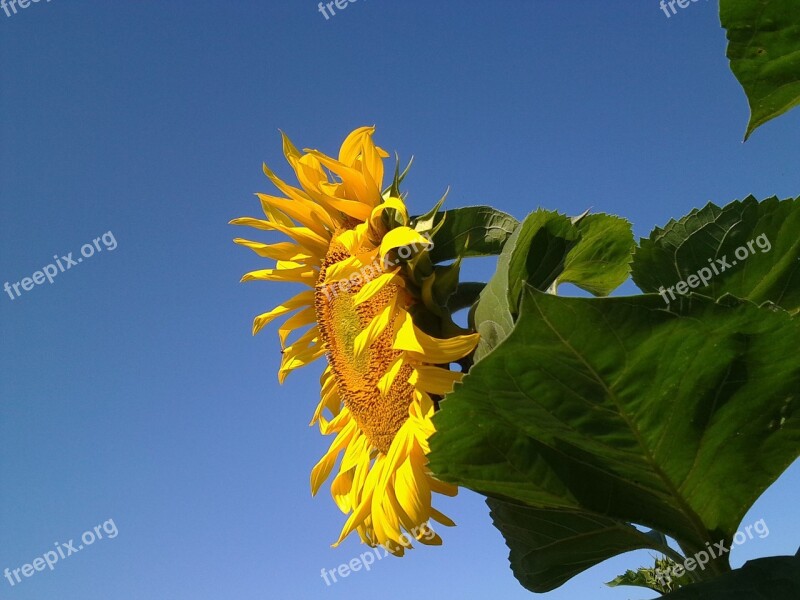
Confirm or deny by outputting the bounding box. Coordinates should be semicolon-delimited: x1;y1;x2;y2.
231;127;479;554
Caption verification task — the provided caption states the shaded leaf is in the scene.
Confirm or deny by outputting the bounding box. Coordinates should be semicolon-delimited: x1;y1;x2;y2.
447;282;485;313
607;556;693;595
632;196;800;313
560;213;634;296
488;497;667;593
431;288;800;590
721;0;800;139
472;209;633;361
426;206;518;264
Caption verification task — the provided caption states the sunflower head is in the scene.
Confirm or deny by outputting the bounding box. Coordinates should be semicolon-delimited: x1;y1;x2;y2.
232;127;479;554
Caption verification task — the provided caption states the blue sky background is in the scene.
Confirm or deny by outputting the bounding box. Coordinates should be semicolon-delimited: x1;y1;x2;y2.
1;1;798;599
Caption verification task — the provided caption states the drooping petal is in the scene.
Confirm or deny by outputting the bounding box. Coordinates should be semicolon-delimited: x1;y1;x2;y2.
252;290;314;336
353;295;398;359
379;226;432;260
279;330;324;382
409;365;463;396
233;238;315;263
311;418;359;495
393;311;480;364
369;197;409;233
257;193;335;237
230;217;329;256
278;306;317;347
306;150;380;207
352;268;403;306
377;355;405;396
241;265;317;286
338;126;375;165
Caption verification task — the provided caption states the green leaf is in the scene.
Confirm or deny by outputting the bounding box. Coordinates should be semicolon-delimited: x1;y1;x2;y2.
472;209;633;361
721;0;800;140
487;497;668;593
447;282;485;313
606;569;659;592
469;214;533;362
632;196;800;313
430;288;800;589
662;551;800;599
426;206;519;264
560;213;635;296
607;556;694;595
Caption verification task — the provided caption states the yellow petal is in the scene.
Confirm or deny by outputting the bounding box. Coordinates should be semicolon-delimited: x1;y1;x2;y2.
311;367;342;426
394;457;430;528
379;227;432;260
280;130;303;162
409;365;463;395
287;153;342;214
262;161;316;207
334;222;370;256
331;468;355;512
241;265;317;285
352;268;402;305
257;193;334;237
311;418;358;495
322;251;377;284
377;423;413;491
369;197;409;232
430;507;457;525
341;432;370;473
278;306;316;347
319;408;351;436
377;355;405;396
295;159;373;220
229;217;329;256
307;150;379;207
279;330;324;382
353;295;398;359
252;290;314;336
332;463;381;546
233;238;314;263
393;311;479;364
360;132;386;192
338;126;375;165
349;448;372;516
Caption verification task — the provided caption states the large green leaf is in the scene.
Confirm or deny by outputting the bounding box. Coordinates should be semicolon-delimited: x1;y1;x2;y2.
430;288;800;589
559;213;635;296
721;0;800;140
426;206;519;264
632;196;800;313
446;281;485;313
661;551;800;599
606;555;694;595
472;209;633;361
488;497;675;593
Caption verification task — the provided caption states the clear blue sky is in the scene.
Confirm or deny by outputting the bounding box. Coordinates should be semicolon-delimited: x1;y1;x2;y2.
1;1;798;599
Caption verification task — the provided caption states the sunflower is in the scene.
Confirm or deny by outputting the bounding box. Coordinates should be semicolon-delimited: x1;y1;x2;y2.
231;127;479;554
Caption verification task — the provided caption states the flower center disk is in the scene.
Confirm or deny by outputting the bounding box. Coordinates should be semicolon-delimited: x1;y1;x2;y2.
314;241;413;454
